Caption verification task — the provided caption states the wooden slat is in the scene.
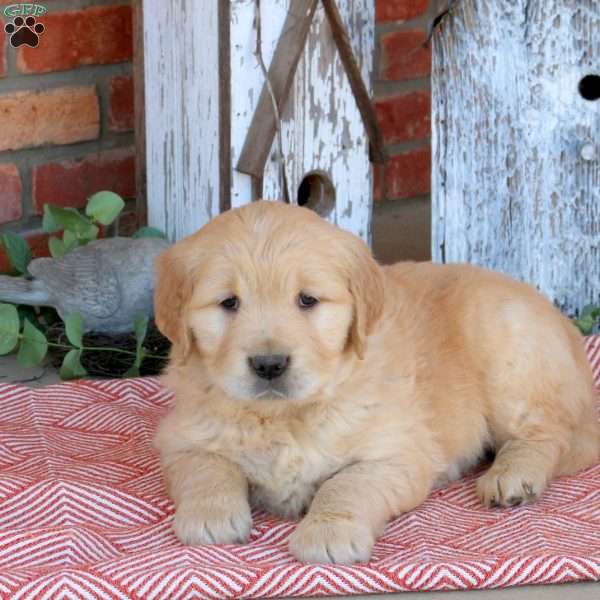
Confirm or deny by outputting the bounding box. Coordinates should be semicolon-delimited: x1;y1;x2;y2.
322;0;386;165
132;0;146;227
236;0;318;178
432;0;600;314
143;0;222;241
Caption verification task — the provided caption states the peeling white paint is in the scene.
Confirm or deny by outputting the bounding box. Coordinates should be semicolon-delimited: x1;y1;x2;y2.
145;0;374;244
432;0;600;314
261;1;373;241
143;0;221;242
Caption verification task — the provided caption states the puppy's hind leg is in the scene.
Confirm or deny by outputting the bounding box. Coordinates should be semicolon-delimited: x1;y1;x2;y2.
477;313;598;508
477;384;596;508
477;434;563;507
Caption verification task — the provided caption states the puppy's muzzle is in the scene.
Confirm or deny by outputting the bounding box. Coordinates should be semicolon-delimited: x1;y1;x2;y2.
248;354;290;380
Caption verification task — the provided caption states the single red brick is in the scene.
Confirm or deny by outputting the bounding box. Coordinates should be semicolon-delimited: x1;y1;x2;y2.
17;5;133;74
380;29;431;81
0;164;23;223
32;147;136;213
384;147;431;200
376;0;429;23
375;91;431;144
0;86;100;152
0;232;50;274
108;75;134;132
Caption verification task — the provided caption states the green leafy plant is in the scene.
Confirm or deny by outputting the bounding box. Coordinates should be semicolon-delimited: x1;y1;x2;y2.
44;191;117;257
573;304;600;335
0;191;169;380
0;304;164;380
1;191;166;269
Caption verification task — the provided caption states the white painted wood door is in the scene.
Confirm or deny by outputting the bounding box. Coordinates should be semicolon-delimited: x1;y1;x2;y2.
432;0;600;315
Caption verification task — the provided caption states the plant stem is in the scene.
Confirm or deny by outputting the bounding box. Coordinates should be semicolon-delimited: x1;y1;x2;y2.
16;333;167;361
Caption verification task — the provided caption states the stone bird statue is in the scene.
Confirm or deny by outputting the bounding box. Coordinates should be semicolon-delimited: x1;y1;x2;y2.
0;237;170;334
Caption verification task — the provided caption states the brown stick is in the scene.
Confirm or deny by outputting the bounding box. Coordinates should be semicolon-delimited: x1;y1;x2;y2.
322;0;387;164
236;0;319;179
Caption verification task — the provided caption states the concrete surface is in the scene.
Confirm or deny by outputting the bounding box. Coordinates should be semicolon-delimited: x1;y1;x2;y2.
287;582;599;599
372;197;431;265
0;354;597;599
0;352;61;387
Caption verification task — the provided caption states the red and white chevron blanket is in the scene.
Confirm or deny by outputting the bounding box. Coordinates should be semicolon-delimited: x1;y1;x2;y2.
0;337;598;599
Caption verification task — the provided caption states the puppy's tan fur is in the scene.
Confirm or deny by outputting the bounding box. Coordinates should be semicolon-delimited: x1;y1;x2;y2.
154;201;599;564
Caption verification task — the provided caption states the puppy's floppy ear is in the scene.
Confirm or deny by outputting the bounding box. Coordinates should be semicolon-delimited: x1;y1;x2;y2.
345;236;385;360
154;243;196;358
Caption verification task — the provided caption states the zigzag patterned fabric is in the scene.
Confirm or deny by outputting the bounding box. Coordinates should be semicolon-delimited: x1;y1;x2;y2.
0;337;598;599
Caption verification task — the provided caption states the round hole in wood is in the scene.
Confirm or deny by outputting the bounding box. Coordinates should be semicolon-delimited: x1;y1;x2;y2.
296;171;335;217
578;75;600;101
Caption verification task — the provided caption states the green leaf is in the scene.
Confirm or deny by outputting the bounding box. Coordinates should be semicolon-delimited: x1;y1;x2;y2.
60;349;87;380
0;304;20;355
0;232;32;275
17;319;48;367
43;205;96;236
132;227;167;240
124;347;145;378
123;364;140;378
17;304;43;331
76;224;100;244
133;314;149;354
124;314;149;378
574;315;596;335
86;191;125;226
64;313;84;348
48;236;66;259
17;305;39;328
62;229;79;253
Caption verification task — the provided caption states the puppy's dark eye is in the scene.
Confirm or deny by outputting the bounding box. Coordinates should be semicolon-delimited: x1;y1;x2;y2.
298;293;319;309
220;296;239;311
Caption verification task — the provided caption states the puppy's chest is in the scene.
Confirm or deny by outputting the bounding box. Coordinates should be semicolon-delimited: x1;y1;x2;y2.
218;416;346;518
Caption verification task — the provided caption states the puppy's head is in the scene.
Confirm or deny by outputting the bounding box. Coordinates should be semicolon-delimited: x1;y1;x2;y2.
155;201;384;402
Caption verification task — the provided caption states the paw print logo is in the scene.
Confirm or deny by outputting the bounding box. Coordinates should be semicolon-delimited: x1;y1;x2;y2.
4;15;45;48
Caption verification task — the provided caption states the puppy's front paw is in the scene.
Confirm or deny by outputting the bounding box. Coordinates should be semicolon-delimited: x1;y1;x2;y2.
289;514;374;565
477;465;546;508
173;497;252;545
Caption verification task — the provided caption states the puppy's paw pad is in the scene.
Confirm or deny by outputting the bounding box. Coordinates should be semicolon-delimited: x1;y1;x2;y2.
173;500;252;545
289;516;374;565
477;468;544;508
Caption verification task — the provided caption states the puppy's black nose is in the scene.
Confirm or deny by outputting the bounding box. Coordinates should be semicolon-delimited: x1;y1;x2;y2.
248;354;290;380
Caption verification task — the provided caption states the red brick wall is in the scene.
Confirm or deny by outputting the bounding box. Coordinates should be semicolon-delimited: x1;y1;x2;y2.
372;0;435;263
0;1;135;271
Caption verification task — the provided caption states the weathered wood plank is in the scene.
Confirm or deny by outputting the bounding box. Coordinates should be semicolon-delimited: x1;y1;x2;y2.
143;0;222;241
261;0;374;242
432;0;600;314
230;0;290;208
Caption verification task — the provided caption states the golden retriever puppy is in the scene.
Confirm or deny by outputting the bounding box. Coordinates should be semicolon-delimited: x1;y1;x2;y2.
153;200;599;565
